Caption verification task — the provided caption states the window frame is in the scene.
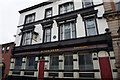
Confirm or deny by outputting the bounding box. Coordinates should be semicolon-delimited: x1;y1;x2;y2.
26;56;35;70
59;2;74;14
59;22;76;40
78;53;93;71
24;13;35;24
84;16;98;36
22;31;33;45
82;0;93;8
43;27;51;43
64;54;73;70
14;57;22;69
2;47;5;54
50;55;59;70
114;0;120;11
6;46;10;53
45;7;52;18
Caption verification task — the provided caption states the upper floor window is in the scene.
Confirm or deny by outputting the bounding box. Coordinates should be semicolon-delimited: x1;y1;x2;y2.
44;28;51;43
25;13;35;24
15;57;22;69
114;0;120;11
79;54;93;70
85;18;97;36
83;0;93;8
64;54;73;70
50;55;59;70
60;22;76;40
26;56;35;69
45;8;52;18
6;46;9;53
22;32;32;45
2;47;4;54
59;2;74;14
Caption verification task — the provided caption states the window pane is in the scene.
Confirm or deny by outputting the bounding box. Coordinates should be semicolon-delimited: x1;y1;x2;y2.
25;14;35;24
50;56;59;70
45;28;51;42
87;28;97;36
22;32;32;45
85;54;93;70
79;55;85;70
79;54;93;70
60;25;63;40
72;23;76;38
86;18;97;36
2;47;4;53
26;57;35;69
83;0;92;7
64;24;71;39
15;57;22;69
64;55;73;70
60;2;74;14
115;1;120;11
86;19;95;28
46;9;52;18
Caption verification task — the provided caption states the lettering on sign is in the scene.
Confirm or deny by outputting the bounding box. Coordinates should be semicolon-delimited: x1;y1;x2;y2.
40;49;59;53
74;46;88;49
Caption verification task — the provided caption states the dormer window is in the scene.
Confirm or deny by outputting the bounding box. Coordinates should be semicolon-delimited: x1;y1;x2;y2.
45;8;52;18
25;13;35;24
59;2;74;14
83;0;93;8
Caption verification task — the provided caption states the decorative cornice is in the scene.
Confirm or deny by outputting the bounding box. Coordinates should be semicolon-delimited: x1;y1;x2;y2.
104;11;120;21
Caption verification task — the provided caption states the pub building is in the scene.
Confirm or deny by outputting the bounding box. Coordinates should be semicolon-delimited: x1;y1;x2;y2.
8;0;118;79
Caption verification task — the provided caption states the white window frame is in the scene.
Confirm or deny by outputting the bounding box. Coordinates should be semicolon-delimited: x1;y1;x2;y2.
85;18;97;36
60;22;76;40
44;28;51;43
22;32;32;45
60;2;74;14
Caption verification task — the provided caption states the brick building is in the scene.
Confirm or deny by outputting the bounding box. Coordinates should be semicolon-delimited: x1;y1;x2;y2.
0;42;14;79
103;0;120;78
8;0;117;79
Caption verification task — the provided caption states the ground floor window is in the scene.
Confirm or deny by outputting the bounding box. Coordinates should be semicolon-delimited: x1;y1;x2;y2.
50;55;59;70
79;54;93;70
64;54;73;70
26;56;35;69
15;57;22;69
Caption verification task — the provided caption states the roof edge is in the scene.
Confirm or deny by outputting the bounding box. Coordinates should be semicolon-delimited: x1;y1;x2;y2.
19;1;53;14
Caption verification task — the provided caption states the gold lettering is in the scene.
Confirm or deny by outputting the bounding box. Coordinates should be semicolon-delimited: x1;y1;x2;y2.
74;46;88;49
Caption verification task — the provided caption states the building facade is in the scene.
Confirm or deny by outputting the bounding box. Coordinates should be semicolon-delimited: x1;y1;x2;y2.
103;0;120;79
8;0;117;79
0;42;14;79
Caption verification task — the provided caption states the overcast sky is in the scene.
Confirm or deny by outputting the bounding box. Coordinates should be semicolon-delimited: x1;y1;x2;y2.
0;0;47;44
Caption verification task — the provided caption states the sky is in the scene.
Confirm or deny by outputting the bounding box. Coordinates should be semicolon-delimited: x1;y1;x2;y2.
0;0;47;44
